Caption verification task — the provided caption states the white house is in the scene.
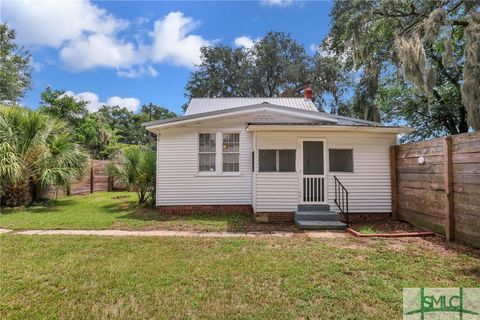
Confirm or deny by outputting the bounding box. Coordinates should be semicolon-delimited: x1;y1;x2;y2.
145;91;413;229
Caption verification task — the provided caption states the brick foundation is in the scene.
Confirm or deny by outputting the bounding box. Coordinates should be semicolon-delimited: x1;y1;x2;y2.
156;204;253;215
255;212;294;223
340;212;390;222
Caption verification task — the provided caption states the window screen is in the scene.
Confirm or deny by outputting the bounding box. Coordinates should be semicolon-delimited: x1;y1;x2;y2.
222;133;240;172
279;150;296;172
329;149;353;172
259;150;276;172
259;149;296;172
199;133;216;172
303;141;324;175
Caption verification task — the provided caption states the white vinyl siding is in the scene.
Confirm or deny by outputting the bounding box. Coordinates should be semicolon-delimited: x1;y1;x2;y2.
156;126;252;205
154;109;397;213
254;131;395;213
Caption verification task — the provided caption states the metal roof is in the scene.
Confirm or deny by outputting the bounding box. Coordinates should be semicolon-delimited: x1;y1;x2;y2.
185;97;317;115
143;102;390;132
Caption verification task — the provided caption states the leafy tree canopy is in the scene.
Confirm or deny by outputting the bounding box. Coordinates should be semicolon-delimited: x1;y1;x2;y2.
185;32;315;111
325;0;480;139
0;23;31;103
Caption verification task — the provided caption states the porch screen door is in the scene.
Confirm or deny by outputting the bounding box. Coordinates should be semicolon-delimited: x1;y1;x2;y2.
302;141;326;203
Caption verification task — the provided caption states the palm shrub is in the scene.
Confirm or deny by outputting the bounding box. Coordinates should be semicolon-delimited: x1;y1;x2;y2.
108;146;156;205
0;106;88;206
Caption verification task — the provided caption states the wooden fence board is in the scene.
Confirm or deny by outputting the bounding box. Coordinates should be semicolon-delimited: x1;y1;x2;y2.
41;159;124;198
393;131;479;248
453;183;480;195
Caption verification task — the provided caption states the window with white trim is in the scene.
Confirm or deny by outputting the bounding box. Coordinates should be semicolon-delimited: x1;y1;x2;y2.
199;133;216;172
222;133;240;172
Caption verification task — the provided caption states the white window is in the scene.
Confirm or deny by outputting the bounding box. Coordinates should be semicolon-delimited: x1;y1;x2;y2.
199;133;216;172
222;133;240;172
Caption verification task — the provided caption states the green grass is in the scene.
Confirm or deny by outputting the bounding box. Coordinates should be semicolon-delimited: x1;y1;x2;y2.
0;235;478;319
0;192;293;232
357;226;378;234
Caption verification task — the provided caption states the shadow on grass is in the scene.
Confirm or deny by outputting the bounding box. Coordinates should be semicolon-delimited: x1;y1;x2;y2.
110;205;297;232
0;199;78;215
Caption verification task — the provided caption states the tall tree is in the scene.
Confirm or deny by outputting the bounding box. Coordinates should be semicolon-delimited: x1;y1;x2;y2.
251;31;311;97
311;52;351;115
39;88;89;127
185;31;312;108
186;46;252;99
39;88;118;159
326;0;480;135
0;23;31;103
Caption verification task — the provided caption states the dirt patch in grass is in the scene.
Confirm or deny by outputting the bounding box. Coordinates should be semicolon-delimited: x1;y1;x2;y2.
111;195;130;200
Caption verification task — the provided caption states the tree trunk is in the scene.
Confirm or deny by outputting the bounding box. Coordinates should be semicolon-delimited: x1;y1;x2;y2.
3;182;30;207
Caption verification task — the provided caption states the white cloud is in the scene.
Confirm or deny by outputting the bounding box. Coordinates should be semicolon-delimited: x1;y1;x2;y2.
150;11;209;67
261;0;294;7
106;96;141;112
2;0;127;47
60;34;139;71
117;65;159;78
234;36;256;49
64;91;140;112
3;1;209;75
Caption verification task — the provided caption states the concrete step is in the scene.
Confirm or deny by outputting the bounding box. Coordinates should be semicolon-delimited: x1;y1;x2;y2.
294;211;340;221
295;220;347;230
297;204;330;212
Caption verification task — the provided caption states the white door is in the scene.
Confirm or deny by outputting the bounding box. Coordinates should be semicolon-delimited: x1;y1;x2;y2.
300;140;327;204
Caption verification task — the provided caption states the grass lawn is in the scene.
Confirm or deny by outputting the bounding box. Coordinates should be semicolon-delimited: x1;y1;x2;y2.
1;234;479;319
0;192;295;232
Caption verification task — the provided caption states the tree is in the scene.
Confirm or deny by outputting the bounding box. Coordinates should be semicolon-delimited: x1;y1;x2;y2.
108;147;156;205
311;53;350;115
0;106;88;206
0;23;31;103
185;31;312;109
186;46;253;100
138;103;177;146
140;103;177;122
251;31;311;97
326;0;480;135
39;88;118;159
76;113;118;160
39;88;89;128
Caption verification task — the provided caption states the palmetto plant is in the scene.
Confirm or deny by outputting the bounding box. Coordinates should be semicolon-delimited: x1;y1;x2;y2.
0;106;88;206
108;147;156;205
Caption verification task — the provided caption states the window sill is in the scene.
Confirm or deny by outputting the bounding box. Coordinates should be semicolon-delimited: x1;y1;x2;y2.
196;172;242;177
220;172;241;176
329;171;354;174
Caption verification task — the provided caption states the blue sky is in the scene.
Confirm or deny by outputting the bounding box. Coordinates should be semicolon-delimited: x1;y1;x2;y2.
3;0;333;114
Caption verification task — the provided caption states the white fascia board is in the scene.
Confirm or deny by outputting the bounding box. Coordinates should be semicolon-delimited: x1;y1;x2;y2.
246;124;415;134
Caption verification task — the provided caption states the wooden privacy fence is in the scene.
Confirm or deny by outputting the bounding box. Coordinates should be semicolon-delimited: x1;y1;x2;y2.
40;159;125;199
390;131;480;248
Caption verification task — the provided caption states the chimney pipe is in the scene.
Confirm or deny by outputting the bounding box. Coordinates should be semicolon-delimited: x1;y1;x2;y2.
304;85;313;100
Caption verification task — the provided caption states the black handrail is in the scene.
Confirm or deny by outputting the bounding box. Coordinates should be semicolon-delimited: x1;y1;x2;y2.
334;176;349;227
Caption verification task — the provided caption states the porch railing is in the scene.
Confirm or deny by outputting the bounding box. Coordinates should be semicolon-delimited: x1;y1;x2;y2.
303;176;325;203
334;176;349;226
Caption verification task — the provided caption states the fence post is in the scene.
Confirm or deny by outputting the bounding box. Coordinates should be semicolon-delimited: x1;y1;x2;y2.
443;136;454;241
390;145;398;221
90;159;94;194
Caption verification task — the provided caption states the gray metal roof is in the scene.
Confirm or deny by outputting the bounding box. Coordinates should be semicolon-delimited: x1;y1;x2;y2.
144;102;384;130
185;97;317;115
